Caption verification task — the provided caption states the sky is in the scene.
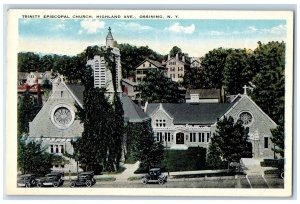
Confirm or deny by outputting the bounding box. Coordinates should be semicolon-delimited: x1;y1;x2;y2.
19;19;287;57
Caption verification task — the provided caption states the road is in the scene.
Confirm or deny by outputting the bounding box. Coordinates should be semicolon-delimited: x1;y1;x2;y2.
58;176;283;188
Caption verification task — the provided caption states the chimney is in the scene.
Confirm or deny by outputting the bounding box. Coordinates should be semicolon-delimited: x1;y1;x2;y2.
182;55;185;62
176;53;179;60
167;54;170;61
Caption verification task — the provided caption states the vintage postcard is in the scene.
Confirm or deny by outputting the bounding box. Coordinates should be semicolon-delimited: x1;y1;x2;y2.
6;9;293;197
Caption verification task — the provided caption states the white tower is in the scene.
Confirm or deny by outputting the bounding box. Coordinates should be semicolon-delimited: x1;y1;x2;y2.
86;27;122;100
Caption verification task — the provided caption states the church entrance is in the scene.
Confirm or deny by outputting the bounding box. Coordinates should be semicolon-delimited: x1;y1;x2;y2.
176;132;185;144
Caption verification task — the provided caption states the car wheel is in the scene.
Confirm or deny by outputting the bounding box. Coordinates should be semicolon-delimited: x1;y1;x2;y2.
85;180;92;187
142;178;148;185
158;179;164;185
37;182;42;188
25;182;31;188
70;182;76;188
31;180;36;186
53;182;59;187
280;172;284;179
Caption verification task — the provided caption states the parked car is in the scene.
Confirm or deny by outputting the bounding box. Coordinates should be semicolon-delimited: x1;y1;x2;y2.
36;172;64;187
141;168;167;185
69;171;96;187
17;174;37;188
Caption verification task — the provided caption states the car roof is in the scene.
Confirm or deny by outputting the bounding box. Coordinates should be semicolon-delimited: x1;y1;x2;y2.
149;168;161;171
80;171;94;175
46;173;61;176
21;174;35;177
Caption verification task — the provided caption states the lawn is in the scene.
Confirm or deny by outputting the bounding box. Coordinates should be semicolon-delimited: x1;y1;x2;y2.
160;147;207;172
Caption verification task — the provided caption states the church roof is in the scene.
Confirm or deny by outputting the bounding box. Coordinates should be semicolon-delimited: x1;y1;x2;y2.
121;94;150;123
106;27;114;40
65;83;149;123
185;89;221;99
146;102;238;125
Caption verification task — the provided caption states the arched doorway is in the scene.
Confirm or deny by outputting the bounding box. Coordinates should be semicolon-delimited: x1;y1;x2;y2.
176;132;185;144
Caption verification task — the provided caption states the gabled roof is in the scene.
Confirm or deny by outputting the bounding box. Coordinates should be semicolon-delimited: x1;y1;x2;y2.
121;94;150;123
135;59;164;70
146;102;237;125
122;78;138;87
186;89;221;99
65;83;85;106
65;83;149;123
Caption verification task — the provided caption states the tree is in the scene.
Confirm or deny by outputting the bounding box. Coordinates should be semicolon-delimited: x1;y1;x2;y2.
207;116;252;169
169;46;182;57
18;139;62;176
250;41;285;125
139;69;184;103
271;124;284;158
128;122;164;171
200;48;232;89
72;48;124;173
182;66;206;89
223;49;255;94
18;52;40;72
18;92;40;135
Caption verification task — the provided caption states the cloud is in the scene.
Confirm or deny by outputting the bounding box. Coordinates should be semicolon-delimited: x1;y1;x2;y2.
165;22;195;34
209;31;225;36
268;24;286;34
53;23;66;31
247;26;258;32
123;22;153;30
80;19;105;34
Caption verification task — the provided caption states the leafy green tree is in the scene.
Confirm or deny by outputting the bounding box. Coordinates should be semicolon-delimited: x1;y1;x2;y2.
223;49;255;94
72;48;124;173
250;41;285;125
169;46;182;57
206;141;224;169
200;48;232;88
40;55;54;72
207;116;252;169
18;139;62;175
271;124;284;158
139;69;184;103
18;52;40;72
18;92;40;135
128;122;164;171
182;66;206;89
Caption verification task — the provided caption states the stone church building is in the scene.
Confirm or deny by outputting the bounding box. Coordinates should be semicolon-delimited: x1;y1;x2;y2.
28;28;149;173
145;89;277;159
28;27;277;173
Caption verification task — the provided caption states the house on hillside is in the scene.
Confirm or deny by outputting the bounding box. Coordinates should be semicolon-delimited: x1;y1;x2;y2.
165;53;190;82
135;59;166;83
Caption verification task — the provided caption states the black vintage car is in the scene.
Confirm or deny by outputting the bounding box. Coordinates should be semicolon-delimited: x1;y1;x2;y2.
141;168;167;185
36;172;64;187
70;171;96;187
17;174;37;188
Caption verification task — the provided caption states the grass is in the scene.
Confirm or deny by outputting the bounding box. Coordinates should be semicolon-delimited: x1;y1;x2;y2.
127;176;143;181
135;147;208;173
102;166;126;175
124;153;137;164
96;177;116;182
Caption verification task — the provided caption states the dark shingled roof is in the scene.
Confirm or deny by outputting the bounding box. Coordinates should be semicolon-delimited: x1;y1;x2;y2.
146;102;238;125
66;84;85;105
186;89;221;99
65;83;149;123
121;94;150;123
